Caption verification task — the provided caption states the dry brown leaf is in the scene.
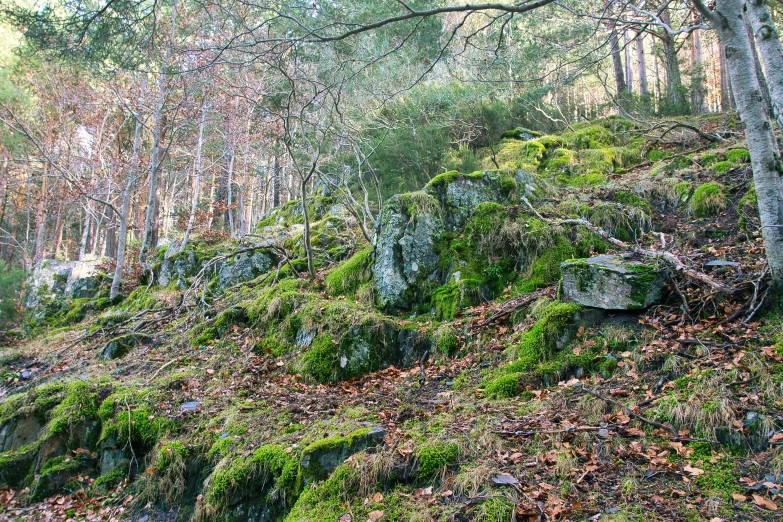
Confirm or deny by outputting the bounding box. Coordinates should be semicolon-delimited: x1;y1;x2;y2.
752;494;778;511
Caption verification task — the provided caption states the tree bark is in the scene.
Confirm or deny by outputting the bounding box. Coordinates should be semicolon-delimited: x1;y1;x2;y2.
33;167;48;265
660;6;687;114
695;0;783;286
610;30;627;95
719;40;736;110
691;28;705;113
623;31;634;93
636;33;649;96
747;0;783;129
179;101;207;254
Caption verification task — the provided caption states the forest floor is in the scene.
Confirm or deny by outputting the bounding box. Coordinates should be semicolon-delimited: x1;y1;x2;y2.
0;114;782;521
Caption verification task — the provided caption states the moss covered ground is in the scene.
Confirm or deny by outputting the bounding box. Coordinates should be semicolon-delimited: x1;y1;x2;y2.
0;114;780;521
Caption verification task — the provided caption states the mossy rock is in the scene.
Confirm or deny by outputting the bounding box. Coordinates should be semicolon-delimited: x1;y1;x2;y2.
102;333;153;360
690;182;727;217
298;426;385;483
415;441;459;479
560;256;666;310
324;246;373;298
199;443;300;521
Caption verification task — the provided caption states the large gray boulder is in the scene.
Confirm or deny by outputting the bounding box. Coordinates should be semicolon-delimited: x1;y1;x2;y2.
372;192;444;310
158;250;199;289
216;250;276;289
560;256;666;310
372;171;530;311
26;258;107;307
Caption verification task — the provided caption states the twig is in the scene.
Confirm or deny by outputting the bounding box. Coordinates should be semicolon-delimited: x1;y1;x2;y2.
471;287;554;328
143;356;182;385
581;385;679;438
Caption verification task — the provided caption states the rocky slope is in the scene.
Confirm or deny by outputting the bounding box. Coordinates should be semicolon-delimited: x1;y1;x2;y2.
0;115;781;521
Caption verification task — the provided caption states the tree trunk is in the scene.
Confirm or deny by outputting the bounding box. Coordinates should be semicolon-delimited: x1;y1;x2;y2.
745;9;774;116
660;6;687;114
610;30;627;95
79;201;91;260
623;31;634;93
747;0;783;129
33;168;48;265
140;82;166;262
719;41;736;110
300;176;315;278
636;33;649;96
179;102;207;254
696;0;783;286
51;202;64;260
691;28;705;113
272;155;280;208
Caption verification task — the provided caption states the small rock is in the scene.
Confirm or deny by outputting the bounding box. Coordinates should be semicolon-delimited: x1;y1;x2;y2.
598;428;610;438
181;401;201;412
560;256;666;310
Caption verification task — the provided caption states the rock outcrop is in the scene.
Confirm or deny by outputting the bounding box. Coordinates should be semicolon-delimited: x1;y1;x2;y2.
26;258;107;307
372;170;529;310
560;255;666;310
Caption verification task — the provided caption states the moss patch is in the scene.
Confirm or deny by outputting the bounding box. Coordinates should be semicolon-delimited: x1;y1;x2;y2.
690;182;727;217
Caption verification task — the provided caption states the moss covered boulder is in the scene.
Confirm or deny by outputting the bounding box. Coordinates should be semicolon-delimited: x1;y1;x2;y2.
299;426;385;483
101;332;153;360
372;192;444;310
560;256;666;310
216;248;277;290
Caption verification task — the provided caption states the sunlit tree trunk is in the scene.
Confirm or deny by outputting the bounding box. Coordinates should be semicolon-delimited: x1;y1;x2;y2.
691;28;705;113
695;0;783;286
747;0;783;129
636;33;649;96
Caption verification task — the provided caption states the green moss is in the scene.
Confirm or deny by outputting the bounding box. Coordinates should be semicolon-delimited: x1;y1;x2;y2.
475;497;515;522
206;443;299;515
615;191;652;212
432;279;481;320
711;161;735;175
647;149;671;162
426;170;483;189
284;464;358;522
511;302;582;372
397;190;441;218
435;326;458;356
542;148;576;175
91;465;127;493
98;389;170;451
698;153;720;166
690;182;727;217
300;335;338;383
324;246;372;298
725;148;750;163
566;124;616;149
416;442;459;479
483;373;520;399
501;127;543;140
47;381;100;436
674;181;692;201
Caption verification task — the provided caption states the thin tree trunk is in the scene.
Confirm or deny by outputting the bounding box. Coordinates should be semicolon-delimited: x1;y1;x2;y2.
747;0;783;129
79;201;91;260
623;31;634;93
719;41;735;110
140;82;166;262
695;0;783;286
178;101;207;255
33;167;48;265
610;30;627;95
636;33;649;96
691;28;705;113
51;202;64;259
660;6;687;114
272;155;280;208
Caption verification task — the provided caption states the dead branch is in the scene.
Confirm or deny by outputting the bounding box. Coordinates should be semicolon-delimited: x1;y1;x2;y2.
520;196;740;296
581;385;679;438
471;287;555;329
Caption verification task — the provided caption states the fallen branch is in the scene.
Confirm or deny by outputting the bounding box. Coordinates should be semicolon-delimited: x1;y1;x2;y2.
581;385;679;439
520;196;740;296
143;356;183;385
471;287;555;328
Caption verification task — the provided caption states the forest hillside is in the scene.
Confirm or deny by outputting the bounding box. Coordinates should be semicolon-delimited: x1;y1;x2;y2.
0;114;782;521
2;1;783;521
